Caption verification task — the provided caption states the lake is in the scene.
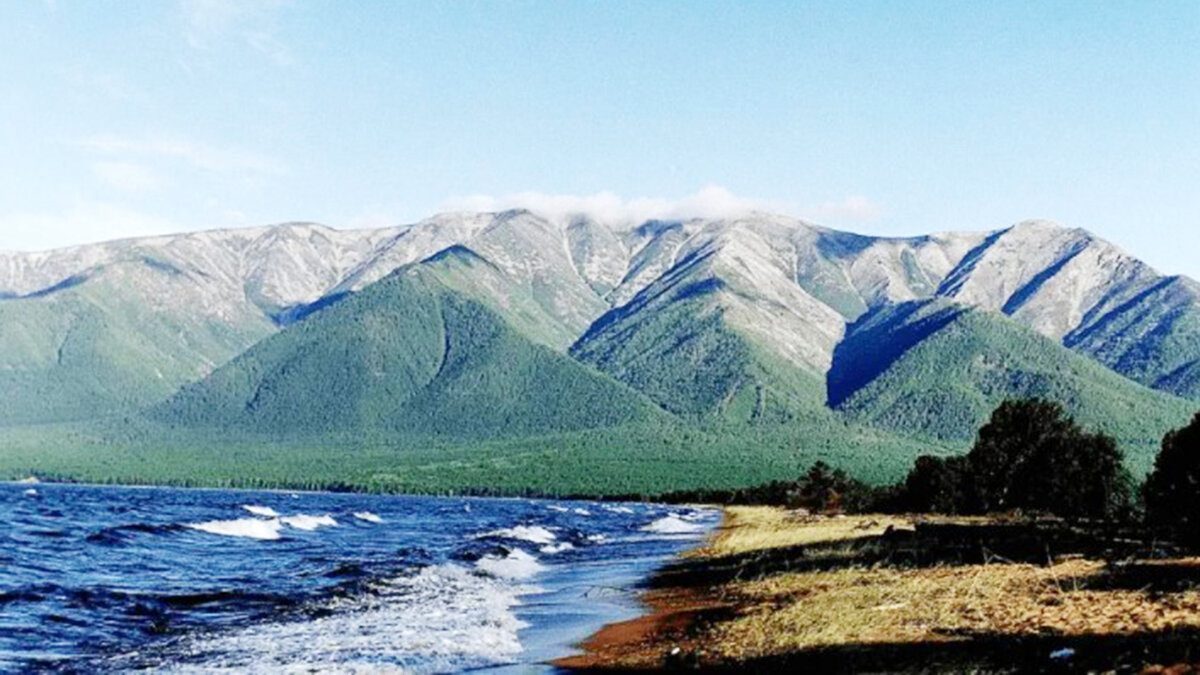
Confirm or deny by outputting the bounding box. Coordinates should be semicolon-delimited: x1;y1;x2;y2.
1;483;717;672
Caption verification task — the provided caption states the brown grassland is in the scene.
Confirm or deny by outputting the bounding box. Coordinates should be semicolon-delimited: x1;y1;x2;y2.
555;507;1200;673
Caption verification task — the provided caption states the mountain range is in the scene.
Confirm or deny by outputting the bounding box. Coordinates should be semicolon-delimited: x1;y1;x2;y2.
1;211;1196;493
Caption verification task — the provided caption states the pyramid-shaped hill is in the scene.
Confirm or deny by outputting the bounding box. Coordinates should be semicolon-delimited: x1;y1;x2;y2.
149;264;669;439
828;298;1195;466
569;226;853;423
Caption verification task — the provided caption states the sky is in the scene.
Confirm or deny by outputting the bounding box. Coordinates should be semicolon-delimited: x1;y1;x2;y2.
1;1;1198;275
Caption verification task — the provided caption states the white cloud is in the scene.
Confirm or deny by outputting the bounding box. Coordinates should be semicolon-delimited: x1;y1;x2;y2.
91;161;162;193
442;186;770;228
439;186;883;228
81;134;284;174
180;0;293;66
0;203;176;252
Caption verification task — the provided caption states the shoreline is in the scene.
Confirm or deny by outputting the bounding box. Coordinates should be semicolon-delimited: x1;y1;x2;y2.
0;478;715;506
2;480;714;507
550;509;732;671
550;507;1200;673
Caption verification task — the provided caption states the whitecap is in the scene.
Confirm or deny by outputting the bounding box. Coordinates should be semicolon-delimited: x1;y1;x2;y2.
572;508;591;516
187;518;284;540
140;563;532;672
280;514;338;531
476;548;544;580
640;515;706;535
353;511;384;523
603;505;635;514
474;525;556;545
241;505;280;518
23;488;37;496
546;505;570;513
540;542;575;554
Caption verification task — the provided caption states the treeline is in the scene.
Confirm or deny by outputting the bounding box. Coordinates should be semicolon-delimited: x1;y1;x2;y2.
681;398;1200;543
656;461;882;513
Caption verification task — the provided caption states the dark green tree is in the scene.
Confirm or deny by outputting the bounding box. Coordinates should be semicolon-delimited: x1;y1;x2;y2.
967;399;1075;512
901;455;968;513
899;399;1132;519
1143;412;1200;537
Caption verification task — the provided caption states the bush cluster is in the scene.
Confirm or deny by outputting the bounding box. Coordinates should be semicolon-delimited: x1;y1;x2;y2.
710;398;1200;532
899;399;1133;520
658;461;881;513
1143;412;1200;541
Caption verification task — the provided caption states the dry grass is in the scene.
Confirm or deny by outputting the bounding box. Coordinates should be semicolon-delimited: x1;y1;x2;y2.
712;559;1200;660
687;506;912;558
677;507;1200;664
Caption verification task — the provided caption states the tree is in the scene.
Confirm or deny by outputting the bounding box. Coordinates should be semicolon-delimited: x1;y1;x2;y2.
901;455;968;513
1143;412;1200;538
899;399;1132;519
1016;429;1131;520
967;399;1074;512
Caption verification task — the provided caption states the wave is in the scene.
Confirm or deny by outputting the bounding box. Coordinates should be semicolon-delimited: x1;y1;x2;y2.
280;514;338;531
474;525;556;545
186;518;284;540
640;515;706;535
539;542;575;554
352;511;383;524
475;548;544;580
86;522;187;546
131;564;533;673
602;505;635;514
241;505;280;518
0;583;60;605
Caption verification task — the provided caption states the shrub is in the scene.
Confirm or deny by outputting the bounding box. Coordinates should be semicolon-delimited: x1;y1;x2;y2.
656;461;880;513
1143;412;1200;538
899;398;1132;519
901;454;968;513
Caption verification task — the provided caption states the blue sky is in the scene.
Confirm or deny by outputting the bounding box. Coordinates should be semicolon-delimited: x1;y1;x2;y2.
2;1;1198;275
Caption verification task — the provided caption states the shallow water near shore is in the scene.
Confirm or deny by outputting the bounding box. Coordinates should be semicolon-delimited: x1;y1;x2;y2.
1;483;717;673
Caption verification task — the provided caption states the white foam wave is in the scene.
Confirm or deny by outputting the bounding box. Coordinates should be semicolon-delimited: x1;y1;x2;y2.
603;505;635;514
640;515;706;535
187;518;284;540
149;564;532;673
546;505;570;513
241;505;280;518
474;525;556;545
353;511;384;523
23;488;37;496
572;508;591;516
280;514;338;531
475;548;544;580
539;542;575;554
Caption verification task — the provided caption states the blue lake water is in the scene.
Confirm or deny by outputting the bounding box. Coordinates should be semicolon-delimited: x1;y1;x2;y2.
0;483;717;673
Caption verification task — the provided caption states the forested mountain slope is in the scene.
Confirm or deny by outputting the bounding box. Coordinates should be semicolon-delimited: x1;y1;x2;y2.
150;264;667;439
